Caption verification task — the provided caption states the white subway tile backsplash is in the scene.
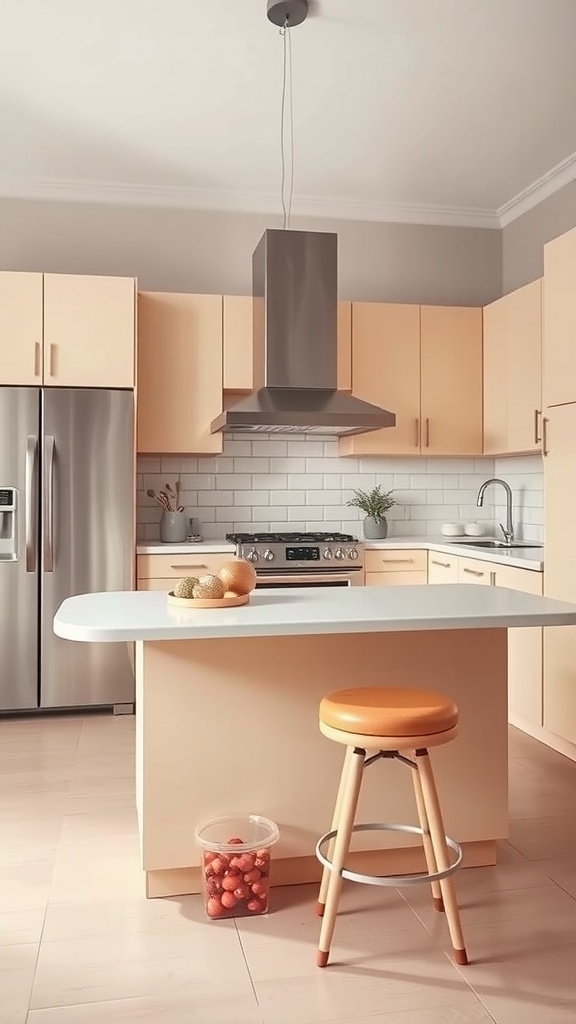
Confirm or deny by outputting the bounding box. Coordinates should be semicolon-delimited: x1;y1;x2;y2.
410;475;444;490
217;505;251;522
270;490;305;506
252;440;288;456
198;491;233;507
270;457;305;474
223;440;252;456
289;474;322;489
181;474;216;490
342;474;375;489
252;474;288;490
233;458;270;473
216;474;252;491
289;506;323;520
197;457;234;474
138;457;161;473
160;457;187;473
251;505;279;521
137;438;543;543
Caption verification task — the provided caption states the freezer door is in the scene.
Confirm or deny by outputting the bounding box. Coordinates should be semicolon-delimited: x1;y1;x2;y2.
0;387;40;710
40;389;135;708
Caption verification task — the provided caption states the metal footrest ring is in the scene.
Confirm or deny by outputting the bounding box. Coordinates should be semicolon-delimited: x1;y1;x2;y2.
315;822;463;888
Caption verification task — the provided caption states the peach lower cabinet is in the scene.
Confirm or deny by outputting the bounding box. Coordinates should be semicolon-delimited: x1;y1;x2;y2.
53;585;576;899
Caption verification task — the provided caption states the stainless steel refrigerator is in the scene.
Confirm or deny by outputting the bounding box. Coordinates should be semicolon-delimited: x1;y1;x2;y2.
0;387;135;712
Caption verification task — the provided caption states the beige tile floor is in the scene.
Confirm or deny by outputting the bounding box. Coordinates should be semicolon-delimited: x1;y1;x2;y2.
1;714;576;1023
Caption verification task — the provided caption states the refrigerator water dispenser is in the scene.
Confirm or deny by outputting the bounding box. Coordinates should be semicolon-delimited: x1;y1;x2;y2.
0;487;17;560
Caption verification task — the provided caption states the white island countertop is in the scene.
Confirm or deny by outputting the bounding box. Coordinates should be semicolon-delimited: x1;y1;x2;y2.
54;585;576;643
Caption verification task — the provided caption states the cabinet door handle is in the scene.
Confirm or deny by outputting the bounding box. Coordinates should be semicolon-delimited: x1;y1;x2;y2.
170;563;209;571
463;567;484;577
414;418;420;447
542;416;549;456
534;408;541;444
425;418;430;448
48;343;56;377
34;342;41;378
431;560;451;568
382;558;414;564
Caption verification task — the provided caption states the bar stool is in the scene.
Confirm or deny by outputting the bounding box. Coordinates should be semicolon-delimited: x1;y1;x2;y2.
315;686;468;968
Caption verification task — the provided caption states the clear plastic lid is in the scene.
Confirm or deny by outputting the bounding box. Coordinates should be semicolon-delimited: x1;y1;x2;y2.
195;814;279;854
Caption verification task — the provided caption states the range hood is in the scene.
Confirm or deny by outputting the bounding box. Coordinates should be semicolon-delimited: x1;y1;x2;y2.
210;229;396;436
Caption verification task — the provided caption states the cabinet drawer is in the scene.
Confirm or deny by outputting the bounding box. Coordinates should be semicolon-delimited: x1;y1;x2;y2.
366;571;428;587
137;577;180;592
493;564;543;595
457;557;493;584
428;551;459;583
365;549;427;573
137;553;228;580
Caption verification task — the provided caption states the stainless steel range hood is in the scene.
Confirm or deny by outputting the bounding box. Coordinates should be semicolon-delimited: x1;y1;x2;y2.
210;229;395;436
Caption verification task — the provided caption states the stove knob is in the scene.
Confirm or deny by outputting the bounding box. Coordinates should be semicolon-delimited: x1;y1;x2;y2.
347;548;359;560
323;548;333;560
263;549;275;562
245;548;259;563
334;547;345;560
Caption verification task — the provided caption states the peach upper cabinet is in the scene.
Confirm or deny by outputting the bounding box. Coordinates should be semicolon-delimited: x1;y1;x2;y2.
43;275;136;388
340;303;482;456
543;226;576;409
419;305;483;455
0;272;136;388
222;296;352;393
483;280;542;455
137;292;223;455
0;272;43;385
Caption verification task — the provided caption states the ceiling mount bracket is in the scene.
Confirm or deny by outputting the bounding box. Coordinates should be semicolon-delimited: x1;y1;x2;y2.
266;0;308;28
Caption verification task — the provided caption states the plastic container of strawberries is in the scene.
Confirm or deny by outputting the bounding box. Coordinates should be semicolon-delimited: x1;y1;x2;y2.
195;814;279;920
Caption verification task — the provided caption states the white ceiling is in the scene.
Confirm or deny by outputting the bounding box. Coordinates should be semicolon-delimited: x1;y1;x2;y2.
1;0;576;227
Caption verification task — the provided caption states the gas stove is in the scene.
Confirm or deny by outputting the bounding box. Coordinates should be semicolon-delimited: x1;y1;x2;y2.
226;532;364;573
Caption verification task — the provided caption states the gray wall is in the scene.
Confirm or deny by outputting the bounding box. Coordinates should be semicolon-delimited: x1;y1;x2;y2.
502;179;576;293
0;198;502;306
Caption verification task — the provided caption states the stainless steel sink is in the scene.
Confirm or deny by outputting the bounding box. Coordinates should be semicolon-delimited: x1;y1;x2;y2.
456;540;542;549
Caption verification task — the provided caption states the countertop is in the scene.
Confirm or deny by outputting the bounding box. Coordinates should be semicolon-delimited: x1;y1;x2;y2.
136;538;544;571
53;585;573;643
137;541;236;555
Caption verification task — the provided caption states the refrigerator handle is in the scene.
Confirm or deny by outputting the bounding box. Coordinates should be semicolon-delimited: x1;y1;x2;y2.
43;435;55;573
25;436;38;573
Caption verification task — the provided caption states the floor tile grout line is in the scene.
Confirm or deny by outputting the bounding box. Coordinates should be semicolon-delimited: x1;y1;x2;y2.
546;876;576;903
25;899;50;1024
234;919;263;1012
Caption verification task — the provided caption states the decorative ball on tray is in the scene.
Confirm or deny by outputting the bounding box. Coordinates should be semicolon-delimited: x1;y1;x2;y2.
168;559;257;608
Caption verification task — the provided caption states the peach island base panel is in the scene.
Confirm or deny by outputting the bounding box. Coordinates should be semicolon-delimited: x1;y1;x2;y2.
53;585;576;898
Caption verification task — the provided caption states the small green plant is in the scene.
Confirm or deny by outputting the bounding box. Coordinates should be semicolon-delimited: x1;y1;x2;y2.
345;485;396;521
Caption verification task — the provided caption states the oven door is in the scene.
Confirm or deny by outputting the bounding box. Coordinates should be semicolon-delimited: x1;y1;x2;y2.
255;572;360;589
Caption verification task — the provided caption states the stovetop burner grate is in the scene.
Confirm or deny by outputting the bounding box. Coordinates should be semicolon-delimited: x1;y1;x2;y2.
227;532;358;545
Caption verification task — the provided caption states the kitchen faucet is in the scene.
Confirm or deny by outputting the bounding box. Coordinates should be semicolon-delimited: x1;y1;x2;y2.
477;478;515;544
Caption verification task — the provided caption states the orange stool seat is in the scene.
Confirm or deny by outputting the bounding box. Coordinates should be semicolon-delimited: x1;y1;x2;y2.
320;686;458;739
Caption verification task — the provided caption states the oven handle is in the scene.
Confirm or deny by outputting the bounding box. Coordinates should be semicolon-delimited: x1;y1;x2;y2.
255;573;355;585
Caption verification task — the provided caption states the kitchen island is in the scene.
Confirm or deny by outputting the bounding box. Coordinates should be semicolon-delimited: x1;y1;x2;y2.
55;585;576;898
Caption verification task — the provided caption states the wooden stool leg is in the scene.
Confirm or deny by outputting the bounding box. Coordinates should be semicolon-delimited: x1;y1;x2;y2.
416;749;469;966
317;745;353;917
317;746;365;968
410;756;444;912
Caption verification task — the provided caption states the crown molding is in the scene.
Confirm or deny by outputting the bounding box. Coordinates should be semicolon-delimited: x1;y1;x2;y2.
0;177;500;229
498;149;576;227
4;156;575;229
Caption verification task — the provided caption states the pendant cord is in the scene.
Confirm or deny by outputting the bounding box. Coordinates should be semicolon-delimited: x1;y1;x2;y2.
279;18;295;229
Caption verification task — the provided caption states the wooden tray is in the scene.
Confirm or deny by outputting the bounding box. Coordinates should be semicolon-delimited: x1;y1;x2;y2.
167;592;249;609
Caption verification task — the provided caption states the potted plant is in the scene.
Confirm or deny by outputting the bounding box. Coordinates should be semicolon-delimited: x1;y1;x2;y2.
346;485;396;540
